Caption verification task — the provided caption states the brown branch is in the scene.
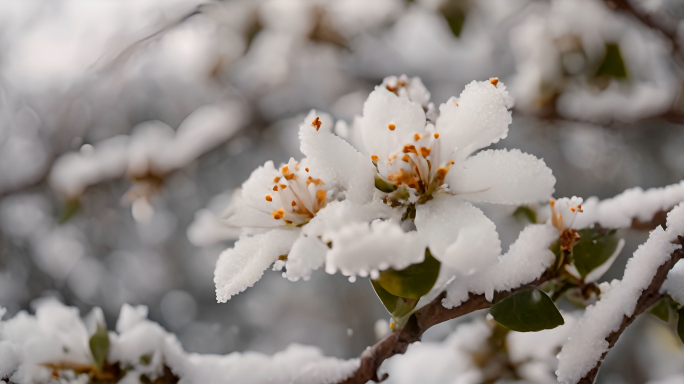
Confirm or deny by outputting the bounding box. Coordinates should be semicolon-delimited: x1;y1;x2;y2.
339;272;554;384
578;235;684;384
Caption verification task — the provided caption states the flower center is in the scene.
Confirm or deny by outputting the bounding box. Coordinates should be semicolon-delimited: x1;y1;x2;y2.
264;161;329;226
374;131;454;199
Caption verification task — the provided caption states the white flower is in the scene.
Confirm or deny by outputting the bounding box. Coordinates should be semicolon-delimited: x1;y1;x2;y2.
214;113;394;301
344;76;556;274
549;196;584;232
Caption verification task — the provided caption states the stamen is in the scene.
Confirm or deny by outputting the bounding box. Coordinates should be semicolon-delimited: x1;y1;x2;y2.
420;147;431;158
402;144;417;155
454;102;459;106
316;189;327;202
291;201;297;206
402;154;410;162
280;184;287;189
388;123;396;131
371;155;379;161
436;168;448;176
312;117;322;131
273;185;278;191
273;176;280;183
272;209;285;220
433;133;440;139
577;205;584;213
414;134;421;141
265;195;272;202
305;167;309;172
489;77;499;87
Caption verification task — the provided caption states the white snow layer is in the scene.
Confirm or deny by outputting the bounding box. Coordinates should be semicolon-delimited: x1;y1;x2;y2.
556;203;684;384
49;102;246;198
571;181;684;230
443;224;559;307
0;300;359;384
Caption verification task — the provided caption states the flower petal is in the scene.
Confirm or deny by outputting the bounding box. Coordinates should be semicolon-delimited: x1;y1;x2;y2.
214;229;300;302
415;195;501;274
284;235;329;282
325;220;425;278
303;200;401;239
447;149;555;205
299;111;376;203
358;87;427;160
224;162;282;228
436;80;513;160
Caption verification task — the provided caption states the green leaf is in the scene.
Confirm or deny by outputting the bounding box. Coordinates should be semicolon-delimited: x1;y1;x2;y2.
513;206;537;224
371;279;398;313
89;323;110;371
678;308;684;344
59;199;80;224
595;43;628;79
376;249;441;299
440;1;467;37
490;287;565;332
650;299;670;323
370;280;418;319
375;176;397;193
573;228;620;279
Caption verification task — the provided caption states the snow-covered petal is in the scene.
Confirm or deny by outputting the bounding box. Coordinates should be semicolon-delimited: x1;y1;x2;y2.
446;149;555;205
415;195;501;274
325;220;425;277
224;163;282;228
443;224;558;308
435;79;513;160
214;229;300;302
358;87;427;160
299;110;376;203
284;235;329;282
303;200;401;239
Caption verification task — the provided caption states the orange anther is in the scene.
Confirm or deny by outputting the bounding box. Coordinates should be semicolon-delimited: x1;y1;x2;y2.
371;155;379;161
273;176;280;183
414;134;421;141
420;147;431;158
280;184;287;189
388;124;396;131
265;195;272;202
434;132;440;139
316;189;327;202
291;201;297;206
312;117;322;131
273;185;278;191
490;77;499;86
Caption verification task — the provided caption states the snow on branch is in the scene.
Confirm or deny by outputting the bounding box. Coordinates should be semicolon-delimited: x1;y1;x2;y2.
0;300;358;384
573;181;684;230
48;101;247;199
556;203;684;384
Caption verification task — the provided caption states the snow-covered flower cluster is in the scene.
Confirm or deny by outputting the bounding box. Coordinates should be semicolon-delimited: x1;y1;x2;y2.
214;76;556;311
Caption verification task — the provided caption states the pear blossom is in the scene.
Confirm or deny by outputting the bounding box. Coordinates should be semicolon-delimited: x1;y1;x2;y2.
215;75;557;303
345;76;556;274
214;113;395;301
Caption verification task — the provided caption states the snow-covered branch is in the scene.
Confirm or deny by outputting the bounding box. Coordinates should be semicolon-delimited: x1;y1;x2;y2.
557;204;684;384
